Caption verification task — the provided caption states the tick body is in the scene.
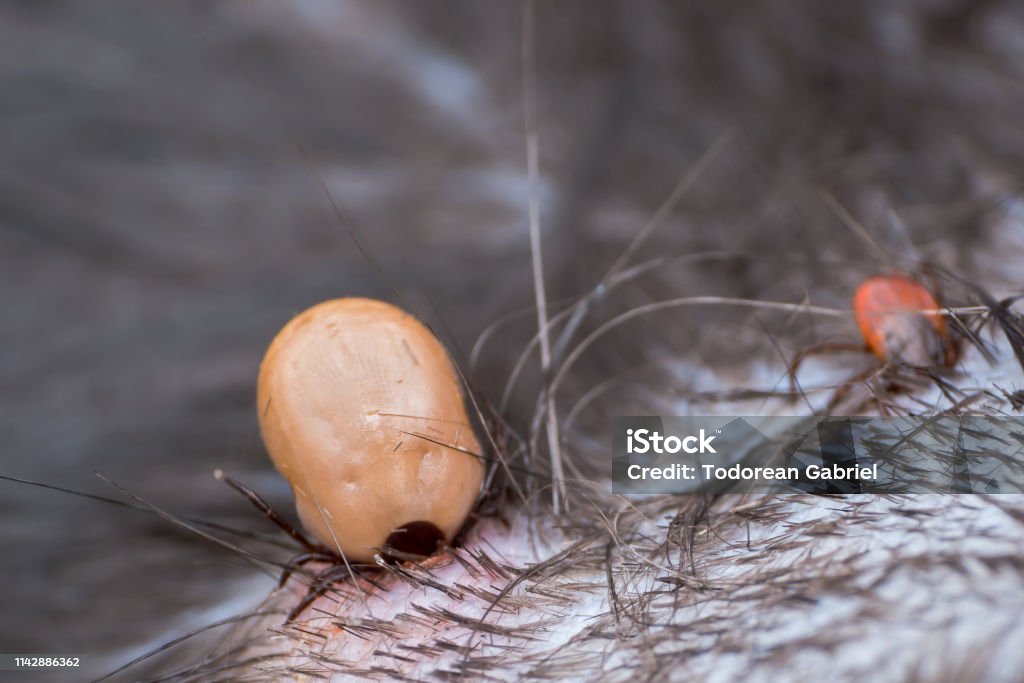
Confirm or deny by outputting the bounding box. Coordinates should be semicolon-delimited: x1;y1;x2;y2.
257;298;484;563
852;274;951;367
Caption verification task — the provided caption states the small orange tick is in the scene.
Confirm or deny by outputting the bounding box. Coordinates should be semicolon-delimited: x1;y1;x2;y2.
852;274;953;367
790;272;959;414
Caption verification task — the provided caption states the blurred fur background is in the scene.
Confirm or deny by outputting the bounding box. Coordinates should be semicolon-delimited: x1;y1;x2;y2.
3;1;1024;680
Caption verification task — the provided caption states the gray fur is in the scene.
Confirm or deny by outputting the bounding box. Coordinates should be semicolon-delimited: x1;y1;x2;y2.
3;1;1024;681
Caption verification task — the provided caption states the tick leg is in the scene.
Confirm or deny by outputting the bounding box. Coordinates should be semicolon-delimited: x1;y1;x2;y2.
824;366;884;415
216;471;327;554
278;551;339;588
313;563;386;592
788;341;868;396
287;584;327;622
287;565;353;621
286;564;385;621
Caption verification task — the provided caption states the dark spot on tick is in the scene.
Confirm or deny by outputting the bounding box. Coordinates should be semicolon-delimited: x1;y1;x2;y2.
385;521;444;559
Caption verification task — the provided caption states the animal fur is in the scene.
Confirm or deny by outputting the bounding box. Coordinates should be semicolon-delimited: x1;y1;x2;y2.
4;1;1024;681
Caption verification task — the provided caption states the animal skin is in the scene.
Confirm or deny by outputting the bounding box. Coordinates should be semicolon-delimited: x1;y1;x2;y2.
4;2;1024;682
